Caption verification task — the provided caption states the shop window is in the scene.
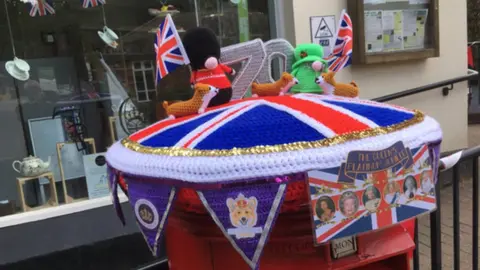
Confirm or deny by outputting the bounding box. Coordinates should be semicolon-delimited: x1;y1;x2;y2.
0;0;273;220
132;61;156;103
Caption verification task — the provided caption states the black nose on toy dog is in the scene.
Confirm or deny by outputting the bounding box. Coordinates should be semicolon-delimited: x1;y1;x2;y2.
315;78;320;84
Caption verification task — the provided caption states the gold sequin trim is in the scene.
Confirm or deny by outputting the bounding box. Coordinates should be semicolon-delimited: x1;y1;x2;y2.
121;110;425;157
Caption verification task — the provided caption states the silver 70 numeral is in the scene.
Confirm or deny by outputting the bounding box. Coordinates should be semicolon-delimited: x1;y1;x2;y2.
220;39;266;100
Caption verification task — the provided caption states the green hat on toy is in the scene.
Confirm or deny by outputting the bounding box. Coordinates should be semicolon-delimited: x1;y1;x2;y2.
290;44;329;94
292;44;328;70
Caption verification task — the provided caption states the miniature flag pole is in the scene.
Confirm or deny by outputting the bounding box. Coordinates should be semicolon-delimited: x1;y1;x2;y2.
154;14;190;86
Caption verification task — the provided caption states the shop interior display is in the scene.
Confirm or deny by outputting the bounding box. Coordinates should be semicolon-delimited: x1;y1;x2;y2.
3;0;30;81
52;105;88;152
12;156;51;177
0;0;271;215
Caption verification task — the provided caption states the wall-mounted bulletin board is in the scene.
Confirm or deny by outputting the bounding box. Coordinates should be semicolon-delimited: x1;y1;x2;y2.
347;0;439;64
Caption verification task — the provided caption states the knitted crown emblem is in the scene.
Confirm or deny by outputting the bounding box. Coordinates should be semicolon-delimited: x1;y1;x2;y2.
236;199;248;208
300;51;308;58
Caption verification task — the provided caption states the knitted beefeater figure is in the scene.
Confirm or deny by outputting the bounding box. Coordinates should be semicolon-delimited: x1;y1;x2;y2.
182;27;235;107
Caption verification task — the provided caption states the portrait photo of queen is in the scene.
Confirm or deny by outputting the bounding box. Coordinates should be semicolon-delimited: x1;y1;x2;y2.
340;191;359;218
420;170;434;195
315;196;336;222
384;181;400;205
362;186;381;212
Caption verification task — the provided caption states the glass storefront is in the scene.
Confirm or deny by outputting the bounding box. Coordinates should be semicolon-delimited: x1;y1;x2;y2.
0;0;273;217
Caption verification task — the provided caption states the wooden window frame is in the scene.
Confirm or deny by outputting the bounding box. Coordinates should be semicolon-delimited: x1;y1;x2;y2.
132;61;156;103
347;0;440;65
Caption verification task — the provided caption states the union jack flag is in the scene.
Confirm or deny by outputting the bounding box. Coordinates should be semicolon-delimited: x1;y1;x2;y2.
81;0;105;8
29;0;55;17
128;94;418;151
326;9;353;72
154;14;190;85
308;143;435;244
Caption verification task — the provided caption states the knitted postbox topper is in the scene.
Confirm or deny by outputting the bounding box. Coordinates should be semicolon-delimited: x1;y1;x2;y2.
106;94;442;269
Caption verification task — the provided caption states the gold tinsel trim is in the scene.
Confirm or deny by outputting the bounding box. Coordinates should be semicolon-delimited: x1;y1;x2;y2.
121;110;425;157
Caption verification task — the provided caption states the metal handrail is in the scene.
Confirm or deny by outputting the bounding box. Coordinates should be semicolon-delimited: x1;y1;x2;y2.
373;69;479;102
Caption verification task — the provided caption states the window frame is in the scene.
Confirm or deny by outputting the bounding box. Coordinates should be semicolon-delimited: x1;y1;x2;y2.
132;61;156;103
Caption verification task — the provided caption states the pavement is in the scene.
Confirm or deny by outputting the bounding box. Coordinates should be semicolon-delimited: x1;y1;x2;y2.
418;125;480;269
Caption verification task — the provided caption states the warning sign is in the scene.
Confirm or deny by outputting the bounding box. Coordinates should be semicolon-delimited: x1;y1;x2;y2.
310;15;336;56
315;18;333;38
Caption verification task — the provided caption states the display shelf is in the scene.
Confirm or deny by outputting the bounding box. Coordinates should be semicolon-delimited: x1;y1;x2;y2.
17;172;59;212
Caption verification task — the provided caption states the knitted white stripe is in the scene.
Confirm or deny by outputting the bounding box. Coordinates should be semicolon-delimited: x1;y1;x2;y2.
292;95;379;128
297;93;413;114
196;74;227;81
371;212;378;229
106;116;442;183
308;170;364;188
137;105;230;143
174;101;257;147
184;102;263;148
258;100;336;138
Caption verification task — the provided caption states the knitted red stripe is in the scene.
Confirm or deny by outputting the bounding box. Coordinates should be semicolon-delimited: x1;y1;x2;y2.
264;96;370;134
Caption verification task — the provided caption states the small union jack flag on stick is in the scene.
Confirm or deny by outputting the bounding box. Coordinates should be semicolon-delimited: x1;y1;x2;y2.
29;0;55;17
154;14;190;85
81;0;105;8
325;9;353;72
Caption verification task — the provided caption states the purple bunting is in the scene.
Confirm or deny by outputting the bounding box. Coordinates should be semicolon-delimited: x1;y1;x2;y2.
127;177;176;256
107;167;125;225
198;182;287;270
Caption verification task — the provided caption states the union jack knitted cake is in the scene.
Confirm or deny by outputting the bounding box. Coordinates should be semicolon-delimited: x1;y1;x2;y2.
106;93;442;183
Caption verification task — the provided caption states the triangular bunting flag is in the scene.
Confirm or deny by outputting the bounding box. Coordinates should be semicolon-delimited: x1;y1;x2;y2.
198;183;287;270
127;178;176;256
107;167;125;225
81;0;105;8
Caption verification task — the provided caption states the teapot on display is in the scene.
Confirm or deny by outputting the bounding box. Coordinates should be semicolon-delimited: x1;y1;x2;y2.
12;156;51;177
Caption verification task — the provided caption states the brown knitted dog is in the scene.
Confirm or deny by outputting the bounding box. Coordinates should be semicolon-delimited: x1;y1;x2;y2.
251;72;299;97
163;84;219;119
315;71;359;98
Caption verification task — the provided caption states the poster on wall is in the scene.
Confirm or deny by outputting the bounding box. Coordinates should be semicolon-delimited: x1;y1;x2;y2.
364;9;428;53
310;15;336;56
307;141;436;245
83;152;109;199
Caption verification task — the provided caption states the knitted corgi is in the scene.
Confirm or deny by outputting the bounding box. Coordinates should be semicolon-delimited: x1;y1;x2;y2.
163;84;219;119
251;72;299;97
183;27;235;107
315;71;359;98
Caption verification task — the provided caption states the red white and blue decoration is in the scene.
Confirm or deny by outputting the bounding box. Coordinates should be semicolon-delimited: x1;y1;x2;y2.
154;14;190;85
326;9;352;72
106;93;442;269
28;0;55;17
308;142;436;245
81;0;105;8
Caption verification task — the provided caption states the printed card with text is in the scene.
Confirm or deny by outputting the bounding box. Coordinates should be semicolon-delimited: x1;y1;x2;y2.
307;141;436;245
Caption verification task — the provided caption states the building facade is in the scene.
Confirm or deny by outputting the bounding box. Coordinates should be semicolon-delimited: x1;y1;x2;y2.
0;0;469;268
